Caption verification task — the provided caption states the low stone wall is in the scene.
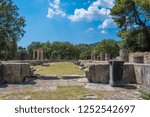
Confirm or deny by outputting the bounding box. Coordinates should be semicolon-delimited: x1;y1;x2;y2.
134;64;150;93
85;63;150;93
85;63;137;84
0;61;32;84
85;64;109;83
129;52;150;64
3;60;49;66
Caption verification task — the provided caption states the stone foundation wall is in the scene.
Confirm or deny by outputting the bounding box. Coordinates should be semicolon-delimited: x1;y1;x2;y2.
0;61;32;84
134;64;150;93
129;52;150;64
85;63;150;93
4;60;49;66
85;63;137;84
85;64;109;83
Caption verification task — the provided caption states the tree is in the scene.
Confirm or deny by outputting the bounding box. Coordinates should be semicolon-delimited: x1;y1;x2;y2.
77;44;94;60
50;42;80;60
93;39;120;58
110;0;150;51
0;0;25;60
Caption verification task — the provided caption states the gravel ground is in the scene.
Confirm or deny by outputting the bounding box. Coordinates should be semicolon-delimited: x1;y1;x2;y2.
0;78;142;100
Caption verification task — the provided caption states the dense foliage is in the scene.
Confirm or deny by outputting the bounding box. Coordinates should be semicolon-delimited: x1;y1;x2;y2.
93;39;120;58
27;41;89;60
111;0;150;52
0;0;25;60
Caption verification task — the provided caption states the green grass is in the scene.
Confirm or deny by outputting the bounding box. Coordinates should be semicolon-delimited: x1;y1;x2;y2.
140;91;150;100
0;86;103;100
33;62;84;76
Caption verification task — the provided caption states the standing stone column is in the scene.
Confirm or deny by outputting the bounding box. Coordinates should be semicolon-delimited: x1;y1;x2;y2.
100;52;105;61
41;51;43;60
37;50;40;60
105;53;111;61
120;49;129;62
91;54;96;60
33;50;35;60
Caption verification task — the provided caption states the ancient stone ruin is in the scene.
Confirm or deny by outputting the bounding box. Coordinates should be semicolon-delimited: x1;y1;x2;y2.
33;48;43;60
91;52;111;61
0;61;33;84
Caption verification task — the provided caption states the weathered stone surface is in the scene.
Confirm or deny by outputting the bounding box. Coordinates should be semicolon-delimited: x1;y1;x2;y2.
144;52;150;64
108;60;125;87
41;63;50;67
4;60;49;66
129;52;150;64
85;64;109;83
37;74;60;80
123;64;136;83
105;53;111;61
1;62;31;83
62;75;85;79
120;49;129;62
85;63;138;84
100;52;105;61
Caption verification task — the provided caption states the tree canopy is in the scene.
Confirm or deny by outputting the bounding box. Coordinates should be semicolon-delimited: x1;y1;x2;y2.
110;0;150;52
93;39;120;58
0;0;25;60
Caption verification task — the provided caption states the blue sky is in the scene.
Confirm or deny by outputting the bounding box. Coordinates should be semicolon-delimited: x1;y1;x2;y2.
14;0;121;47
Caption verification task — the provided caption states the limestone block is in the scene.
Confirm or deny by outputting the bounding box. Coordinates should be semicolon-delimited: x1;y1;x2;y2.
85;64;109;83
100;52;105;61
120;49;129;62
123;64;136;83
2;62;31;83
105;53;111;61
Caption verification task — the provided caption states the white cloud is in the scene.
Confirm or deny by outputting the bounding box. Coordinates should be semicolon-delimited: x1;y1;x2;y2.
68;2;110;22
98;18;116;29
47;0;66;18
93;0;114;8
101;30;107;34
85;27;95;33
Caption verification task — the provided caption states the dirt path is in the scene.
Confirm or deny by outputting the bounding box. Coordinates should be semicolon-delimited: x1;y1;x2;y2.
0;78;142;100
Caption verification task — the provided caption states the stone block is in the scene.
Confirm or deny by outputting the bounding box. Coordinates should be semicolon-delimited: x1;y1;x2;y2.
123;64;136;83
120;49;129;62
1;62;31;83
85;64;109;83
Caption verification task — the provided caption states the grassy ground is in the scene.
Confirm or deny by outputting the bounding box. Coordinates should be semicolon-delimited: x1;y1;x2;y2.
33;62;84;76
0;86;104;100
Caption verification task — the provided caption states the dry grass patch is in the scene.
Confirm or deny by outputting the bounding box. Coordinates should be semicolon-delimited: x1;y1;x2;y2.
0;86;105;100
33;62;84;76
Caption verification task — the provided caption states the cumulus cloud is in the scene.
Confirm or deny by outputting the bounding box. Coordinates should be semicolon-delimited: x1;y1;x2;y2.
98;18;116;29
68;0;111;22
67;0;116;32
94;0;114;8
47;0;66;18
46;0;116;32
